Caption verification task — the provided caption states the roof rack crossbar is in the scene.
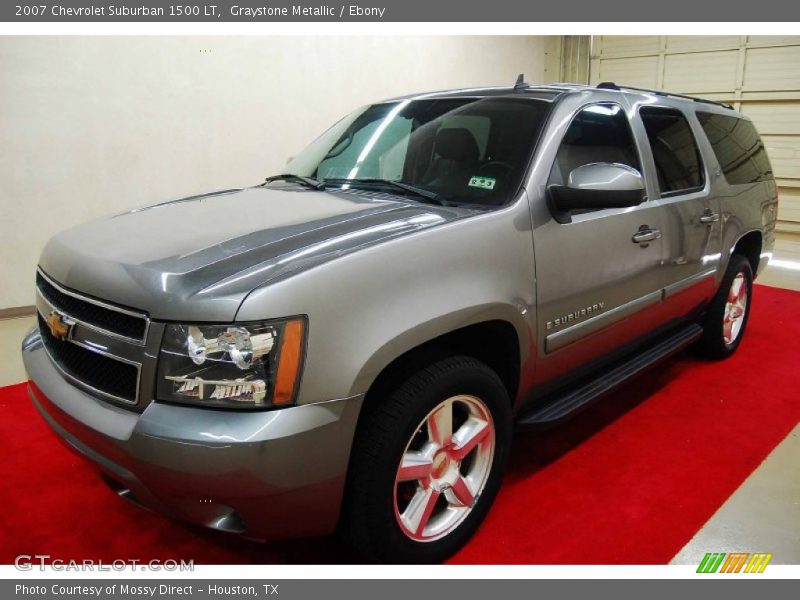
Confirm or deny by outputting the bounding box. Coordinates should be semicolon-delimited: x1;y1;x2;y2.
596;82;734;110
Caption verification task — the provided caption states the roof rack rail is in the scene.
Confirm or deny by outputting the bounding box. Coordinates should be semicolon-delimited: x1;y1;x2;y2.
596;82;734;110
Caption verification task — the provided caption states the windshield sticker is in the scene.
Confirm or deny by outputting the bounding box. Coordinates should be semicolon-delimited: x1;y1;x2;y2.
468;176;496;190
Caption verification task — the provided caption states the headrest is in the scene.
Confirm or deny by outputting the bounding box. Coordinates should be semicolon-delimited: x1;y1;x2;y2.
434;128;479;162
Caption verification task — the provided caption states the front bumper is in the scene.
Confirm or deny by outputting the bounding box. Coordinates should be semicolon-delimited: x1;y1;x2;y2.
22;329;363;539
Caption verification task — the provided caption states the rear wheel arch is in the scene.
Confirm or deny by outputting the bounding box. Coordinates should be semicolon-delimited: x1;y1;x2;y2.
728;229;763;276
698;253;753;359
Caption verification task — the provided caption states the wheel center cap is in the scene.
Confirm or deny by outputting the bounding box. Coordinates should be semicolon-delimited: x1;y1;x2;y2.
431;450;451;479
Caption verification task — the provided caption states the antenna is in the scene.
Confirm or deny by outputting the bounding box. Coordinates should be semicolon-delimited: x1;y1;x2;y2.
514;73;526;90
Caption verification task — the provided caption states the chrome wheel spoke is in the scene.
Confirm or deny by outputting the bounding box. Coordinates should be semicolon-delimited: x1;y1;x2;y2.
397;451;433;482
737;280;748;303
448;476;475;508
728;284;739;303
451;417;490;460
723;318;734;342
402;487;440;536
427;400;453;446
728;275;743;302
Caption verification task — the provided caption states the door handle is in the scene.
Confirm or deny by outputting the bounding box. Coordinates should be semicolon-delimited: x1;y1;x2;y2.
700;211;720;224
632;227;662;244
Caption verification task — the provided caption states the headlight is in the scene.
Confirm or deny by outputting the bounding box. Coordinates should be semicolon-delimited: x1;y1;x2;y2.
156;317;306;410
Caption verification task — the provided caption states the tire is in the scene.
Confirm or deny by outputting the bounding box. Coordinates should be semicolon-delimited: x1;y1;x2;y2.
341;356;512;563
697;254;753;359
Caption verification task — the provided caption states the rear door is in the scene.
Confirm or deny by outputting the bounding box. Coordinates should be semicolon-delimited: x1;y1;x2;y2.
632;103;723;317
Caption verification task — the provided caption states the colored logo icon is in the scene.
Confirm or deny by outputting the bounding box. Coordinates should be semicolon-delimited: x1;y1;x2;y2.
697;552;773;573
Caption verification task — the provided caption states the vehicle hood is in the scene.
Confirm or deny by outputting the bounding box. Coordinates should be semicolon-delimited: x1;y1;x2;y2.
39;187;473;321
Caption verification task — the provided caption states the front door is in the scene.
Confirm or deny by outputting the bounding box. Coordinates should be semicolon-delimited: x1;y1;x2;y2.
533;102;669;386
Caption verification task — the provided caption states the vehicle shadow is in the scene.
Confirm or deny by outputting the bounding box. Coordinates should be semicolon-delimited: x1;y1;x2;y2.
506;353;689;481
196;528;360;564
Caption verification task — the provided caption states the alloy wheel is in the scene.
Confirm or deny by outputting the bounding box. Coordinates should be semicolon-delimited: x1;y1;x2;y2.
393;394;495;542
723;272;748;345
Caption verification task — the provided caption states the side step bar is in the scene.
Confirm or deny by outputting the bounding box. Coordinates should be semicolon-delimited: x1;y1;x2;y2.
516;323;703;431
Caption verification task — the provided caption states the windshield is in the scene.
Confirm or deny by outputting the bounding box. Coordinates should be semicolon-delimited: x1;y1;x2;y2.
284;96;551;207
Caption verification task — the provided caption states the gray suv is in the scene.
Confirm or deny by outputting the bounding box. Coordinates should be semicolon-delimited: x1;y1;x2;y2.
23;80;777;563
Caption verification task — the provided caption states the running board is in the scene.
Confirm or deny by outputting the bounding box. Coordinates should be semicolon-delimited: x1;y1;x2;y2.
516;323;703;430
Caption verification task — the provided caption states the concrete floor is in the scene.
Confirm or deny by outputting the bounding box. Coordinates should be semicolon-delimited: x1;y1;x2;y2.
671;425;800;565
1;232;799;563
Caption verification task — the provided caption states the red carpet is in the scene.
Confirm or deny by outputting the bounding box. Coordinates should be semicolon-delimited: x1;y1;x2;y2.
1;284;798;564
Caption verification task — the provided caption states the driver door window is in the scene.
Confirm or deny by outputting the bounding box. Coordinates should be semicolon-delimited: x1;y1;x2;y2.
549;104;640;190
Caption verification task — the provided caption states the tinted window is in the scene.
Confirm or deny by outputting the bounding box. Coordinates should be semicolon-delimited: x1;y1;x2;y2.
697;112;773;184
286;97;551;207
293;99;471;181
640;107;704;194
550;103;640;186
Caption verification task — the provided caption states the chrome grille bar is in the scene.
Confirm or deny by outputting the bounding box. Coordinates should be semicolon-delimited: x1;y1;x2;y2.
34;269;156;408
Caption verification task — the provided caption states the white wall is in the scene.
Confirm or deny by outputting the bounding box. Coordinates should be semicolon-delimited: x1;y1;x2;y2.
0;35;553;309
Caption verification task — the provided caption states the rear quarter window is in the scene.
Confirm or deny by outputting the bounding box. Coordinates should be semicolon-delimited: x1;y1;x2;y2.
696;112;773;185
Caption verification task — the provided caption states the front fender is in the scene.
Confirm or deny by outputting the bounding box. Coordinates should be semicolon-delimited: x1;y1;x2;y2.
351;302;531;400
235;196;537;406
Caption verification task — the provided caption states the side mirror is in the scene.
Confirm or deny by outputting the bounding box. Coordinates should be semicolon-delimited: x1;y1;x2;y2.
548;163;646;219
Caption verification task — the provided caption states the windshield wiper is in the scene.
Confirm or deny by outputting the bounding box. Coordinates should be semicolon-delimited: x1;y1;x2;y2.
323;178;447;206
263;173;325;190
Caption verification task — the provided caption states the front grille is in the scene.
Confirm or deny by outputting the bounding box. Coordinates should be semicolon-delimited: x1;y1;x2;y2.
36;272;147;340
38;314;139;402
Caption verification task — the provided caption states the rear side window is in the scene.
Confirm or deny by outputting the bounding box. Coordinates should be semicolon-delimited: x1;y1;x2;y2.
696;112;773;185
640;107;704;195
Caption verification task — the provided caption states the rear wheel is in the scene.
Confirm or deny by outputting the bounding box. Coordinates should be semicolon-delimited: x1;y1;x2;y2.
341;356;512;563
698;254;753;359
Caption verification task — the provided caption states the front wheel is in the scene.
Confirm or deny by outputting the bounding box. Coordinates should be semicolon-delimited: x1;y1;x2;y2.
341;356;512;563
698;254;753;359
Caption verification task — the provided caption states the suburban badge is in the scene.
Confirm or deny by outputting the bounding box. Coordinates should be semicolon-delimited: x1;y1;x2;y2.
546;302;606;331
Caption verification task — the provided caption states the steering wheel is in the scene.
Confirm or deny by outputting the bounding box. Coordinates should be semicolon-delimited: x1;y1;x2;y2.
477;161;514;178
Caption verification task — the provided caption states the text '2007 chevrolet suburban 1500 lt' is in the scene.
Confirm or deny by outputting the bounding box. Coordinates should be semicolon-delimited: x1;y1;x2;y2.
23;79;777;563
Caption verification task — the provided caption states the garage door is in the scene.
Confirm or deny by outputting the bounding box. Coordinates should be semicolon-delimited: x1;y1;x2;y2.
589;36;800;233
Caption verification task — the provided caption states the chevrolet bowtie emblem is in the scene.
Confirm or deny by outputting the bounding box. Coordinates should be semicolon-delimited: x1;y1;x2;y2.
46;311;73;341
